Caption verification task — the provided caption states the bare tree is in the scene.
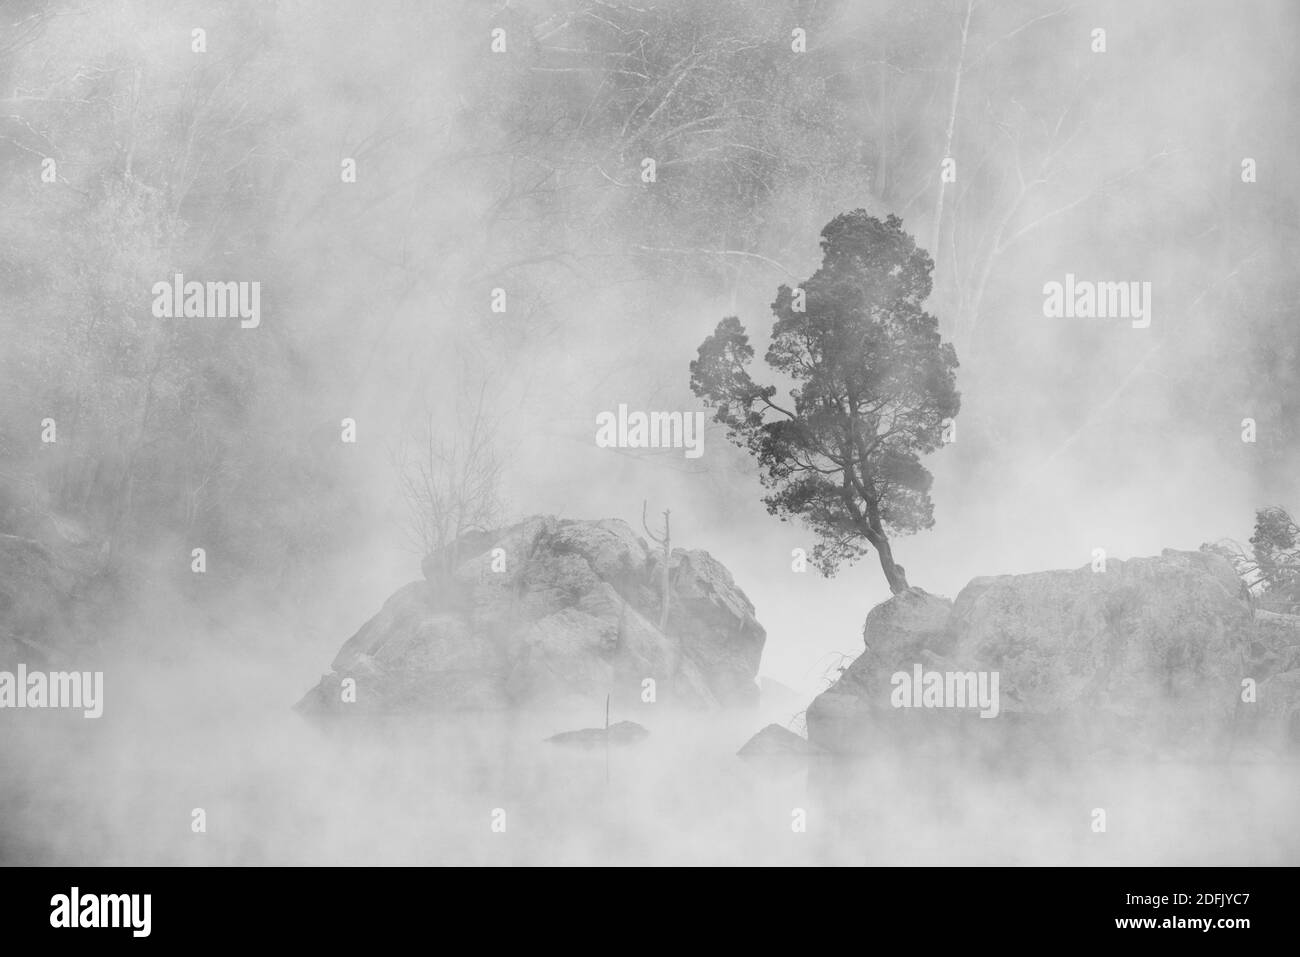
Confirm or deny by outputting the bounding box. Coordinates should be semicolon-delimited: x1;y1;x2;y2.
1204;538;1267;597
642;500;672;631
396;383;505;582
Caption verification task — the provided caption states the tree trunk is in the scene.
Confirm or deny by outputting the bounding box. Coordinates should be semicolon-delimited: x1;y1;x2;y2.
854;482;911;595
874;534;910;595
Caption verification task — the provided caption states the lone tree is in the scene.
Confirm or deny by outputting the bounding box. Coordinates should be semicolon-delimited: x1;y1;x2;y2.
690;211;959;594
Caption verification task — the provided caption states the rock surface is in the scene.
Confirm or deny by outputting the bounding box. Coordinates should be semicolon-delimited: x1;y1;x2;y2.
808;549;1277;758
297;515;766;714
738;723;824;759
546;720;650;749
805;587;954;754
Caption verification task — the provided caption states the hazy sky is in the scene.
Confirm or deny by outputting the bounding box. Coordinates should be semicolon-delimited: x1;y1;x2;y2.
263;0;1300;695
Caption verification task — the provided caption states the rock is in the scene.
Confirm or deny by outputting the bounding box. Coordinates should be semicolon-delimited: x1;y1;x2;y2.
950;550;1251;751
1190;543;1255;600
298;516;767;715
808;550;1262;758
1239;669;1300;754
1248;611;1300;680
507;606;621;709
551;520;649;590
546;720;650;749
294;581;512;714
663;549;766;706
738;723;824;758
738;723;827;777
806;587;952;754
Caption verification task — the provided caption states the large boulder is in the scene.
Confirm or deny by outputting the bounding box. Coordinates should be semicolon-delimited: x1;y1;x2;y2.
806;587;952;753
808;549;1267;758
302;582;512;714
297;516;766;715
662;549;766;707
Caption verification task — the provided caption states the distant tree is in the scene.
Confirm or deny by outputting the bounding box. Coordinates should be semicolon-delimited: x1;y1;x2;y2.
395;385;505;581
689;211;959;594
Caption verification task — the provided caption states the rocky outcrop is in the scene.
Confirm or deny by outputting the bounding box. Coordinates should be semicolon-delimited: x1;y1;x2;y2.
808;549;1280;758
806;587;953;751
297;515;766;715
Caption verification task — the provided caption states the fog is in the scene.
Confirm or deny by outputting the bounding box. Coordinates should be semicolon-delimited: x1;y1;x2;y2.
2;0;1298;866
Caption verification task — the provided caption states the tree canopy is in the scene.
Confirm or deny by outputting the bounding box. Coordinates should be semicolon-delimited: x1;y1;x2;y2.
690;211;959;593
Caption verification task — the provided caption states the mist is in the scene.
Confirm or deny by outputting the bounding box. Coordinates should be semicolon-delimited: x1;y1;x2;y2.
2;0;1298;867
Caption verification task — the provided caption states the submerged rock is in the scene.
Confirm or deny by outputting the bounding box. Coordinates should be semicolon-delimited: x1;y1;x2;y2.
546;720;650;749
738;723;824;759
